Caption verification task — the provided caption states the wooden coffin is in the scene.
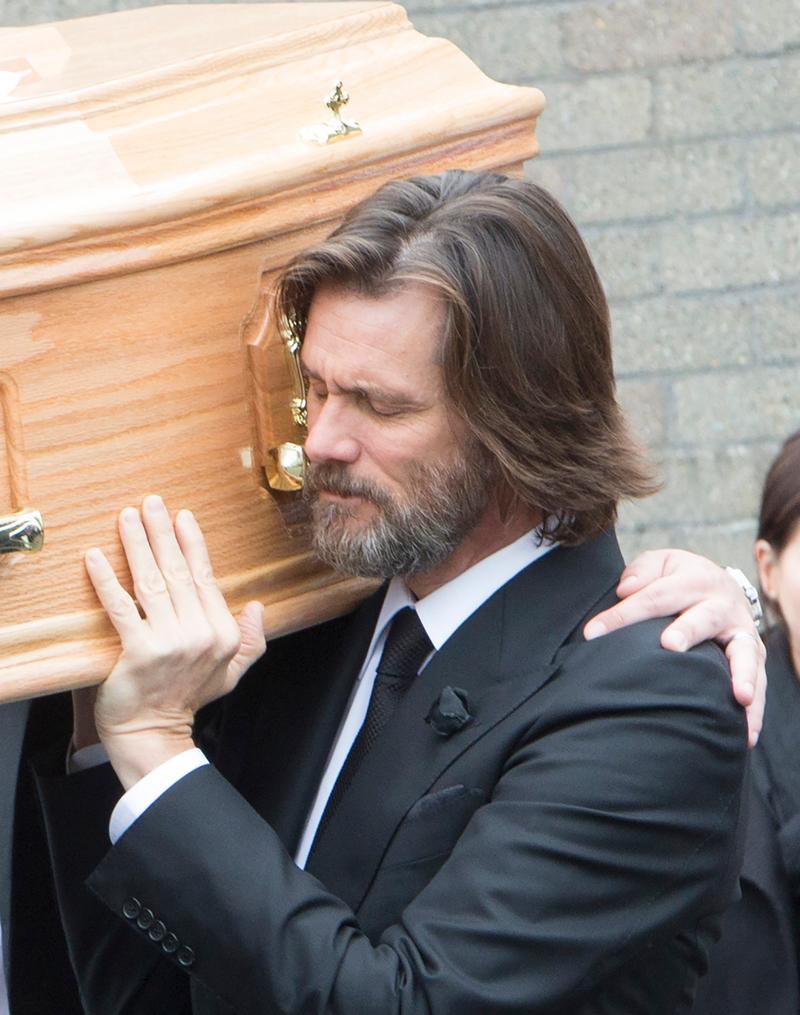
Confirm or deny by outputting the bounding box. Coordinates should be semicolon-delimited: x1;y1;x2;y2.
0;3;544;703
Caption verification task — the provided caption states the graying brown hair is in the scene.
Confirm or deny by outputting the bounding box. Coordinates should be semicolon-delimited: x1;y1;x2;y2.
275;170;657;545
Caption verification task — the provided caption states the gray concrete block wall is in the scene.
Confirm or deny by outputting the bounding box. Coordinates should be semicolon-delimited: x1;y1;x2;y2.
4;0;798;580
410;0;799;577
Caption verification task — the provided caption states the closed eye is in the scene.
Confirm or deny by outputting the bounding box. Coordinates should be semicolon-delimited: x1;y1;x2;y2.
358;394;404;418
307;383;328;402
301;366;421;417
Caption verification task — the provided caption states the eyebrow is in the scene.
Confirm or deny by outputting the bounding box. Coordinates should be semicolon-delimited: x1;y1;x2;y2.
301;364;424;409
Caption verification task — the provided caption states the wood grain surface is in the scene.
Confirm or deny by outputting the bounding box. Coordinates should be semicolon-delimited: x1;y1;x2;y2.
0;2;544;702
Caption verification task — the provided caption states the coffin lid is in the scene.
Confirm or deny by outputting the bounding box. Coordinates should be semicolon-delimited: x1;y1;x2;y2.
0;4;545;703
0;2;545;297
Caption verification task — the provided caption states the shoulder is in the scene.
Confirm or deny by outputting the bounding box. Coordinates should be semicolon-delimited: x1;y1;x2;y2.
546;617;743;740
510;620;748;867
559;614;728;684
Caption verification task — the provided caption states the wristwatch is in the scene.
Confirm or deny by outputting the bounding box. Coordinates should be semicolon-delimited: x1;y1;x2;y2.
725;567;764;629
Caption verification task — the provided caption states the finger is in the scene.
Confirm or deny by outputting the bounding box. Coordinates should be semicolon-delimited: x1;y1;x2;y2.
140;495;205;624
724;631;767;746
615;549;676;596
173;509;233;628
584;575;691;639
658;599;738;653
225;601;266;693
118;507;175;628
85;546;145;640
725;633;758;706
746;661;767;748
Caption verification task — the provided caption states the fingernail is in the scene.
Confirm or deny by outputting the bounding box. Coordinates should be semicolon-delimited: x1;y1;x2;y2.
86;548;102;565
121;507;138;525
751;731;759;747
144;494;165;512
664;630;688;652
744;681;755;698
177;509;195;525
584;620;606;640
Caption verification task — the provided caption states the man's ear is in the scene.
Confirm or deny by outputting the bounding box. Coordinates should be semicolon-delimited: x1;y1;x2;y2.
495;482;518;526
754;539;777;600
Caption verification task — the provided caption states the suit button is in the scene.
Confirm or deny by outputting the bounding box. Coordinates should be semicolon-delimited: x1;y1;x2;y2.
122;898;141;920
177;945;195;968
148;920;167;943
136;907;155;931
161;932;179;955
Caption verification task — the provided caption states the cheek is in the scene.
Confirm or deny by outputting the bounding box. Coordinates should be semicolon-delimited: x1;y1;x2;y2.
357;406;465;489
774;544;800;634
778;575;800;632
361;424;437;479
365;442;418;488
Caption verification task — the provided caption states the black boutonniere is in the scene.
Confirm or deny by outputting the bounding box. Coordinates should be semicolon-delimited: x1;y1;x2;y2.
425;686;474;737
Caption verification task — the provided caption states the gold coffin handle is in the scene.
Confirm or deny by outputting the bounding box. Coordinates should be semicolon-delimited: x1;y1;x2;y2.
0;376;43;553
266;441;305;492
245;301;307;495
267;317;308;491
0;508;44;553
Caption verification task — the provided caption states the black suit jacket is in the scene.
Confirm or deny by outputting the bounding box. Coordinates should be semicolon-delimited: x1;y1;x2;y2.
693;628;800;1015
0;699;27;987
1;695;83;1014
32;531;748;1014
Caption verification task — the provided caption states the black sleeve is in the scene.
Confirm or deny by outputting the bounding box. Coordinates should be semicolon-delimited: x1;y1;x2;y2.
59;635;746;1015
33;749;192;1015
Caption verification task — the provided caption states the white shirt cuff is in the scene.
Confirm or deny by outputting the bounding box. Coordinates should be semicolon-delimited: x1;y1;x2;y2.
109;748;209;844
68;741;109;773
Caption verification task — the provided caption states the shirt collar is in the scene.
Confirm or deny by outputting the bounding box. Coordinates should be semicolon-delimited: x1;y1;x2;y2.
367;527;556;662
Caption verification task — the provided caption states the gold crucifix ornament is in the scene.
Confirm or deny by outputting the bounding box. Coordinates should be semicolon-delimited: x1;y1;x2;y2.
300;81;363;145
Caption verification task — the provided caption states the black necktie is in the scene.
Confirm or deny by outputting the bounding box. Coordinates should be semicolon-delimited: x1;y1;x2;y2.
310;607;433;846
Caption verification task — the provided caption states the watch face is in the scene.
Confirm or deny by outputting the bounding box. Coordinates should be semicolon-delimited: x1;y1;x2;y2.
725;567;764;626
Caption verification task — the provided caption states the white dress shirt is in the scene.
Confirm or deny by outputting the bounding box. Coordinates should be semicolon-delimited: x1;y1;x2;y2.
97;529;555;862
292;529;554;866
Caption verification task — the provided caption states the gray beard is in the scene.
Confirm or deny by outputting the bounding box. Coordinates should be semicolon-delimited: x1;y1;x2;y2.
304;454;492;579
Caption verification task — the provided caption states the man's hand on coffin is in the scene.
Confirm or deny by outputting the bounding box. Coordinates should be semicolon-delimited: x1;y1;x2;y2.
84;494;265;789
584;548;766;746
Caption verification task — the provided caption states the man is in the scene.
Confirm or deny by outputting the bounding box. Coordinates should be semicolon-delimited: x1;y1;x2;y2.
1;695;85;1015
0;700;27;1015
22;172;760;1013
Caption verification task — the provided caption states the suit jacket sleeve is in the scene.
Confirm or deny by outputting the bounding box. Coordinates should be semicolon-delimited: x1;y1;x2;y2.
38;627;747;1015
33;750;193;1015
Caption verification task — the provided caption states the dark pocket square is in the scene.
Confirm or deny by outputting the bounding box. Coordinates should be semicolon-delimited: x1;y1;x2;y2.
384;784;488;869
406;784;486;821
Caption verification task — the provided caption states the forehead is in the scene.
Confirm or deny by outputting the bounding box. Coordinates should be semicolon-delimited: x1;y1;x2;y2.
301;284;445;382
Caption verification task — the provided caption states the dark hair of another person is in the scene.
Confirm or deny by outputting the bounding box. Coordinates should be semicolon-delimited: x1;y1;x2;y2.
275;170;656;545
758;431;800;621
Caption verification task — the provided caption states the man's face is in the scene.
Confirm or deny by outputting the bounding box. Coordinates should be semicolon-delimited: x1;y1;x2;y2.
300;284;492;578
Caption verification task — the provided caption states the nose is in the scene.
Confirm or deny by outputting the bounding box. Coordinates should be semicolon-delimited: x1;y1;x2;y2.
304;398;360;465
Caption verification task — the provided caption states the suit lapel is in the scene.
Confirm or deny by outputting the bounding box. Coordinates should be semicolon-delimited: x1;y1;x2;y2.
306;531;624;910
